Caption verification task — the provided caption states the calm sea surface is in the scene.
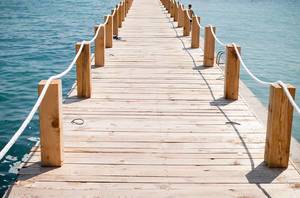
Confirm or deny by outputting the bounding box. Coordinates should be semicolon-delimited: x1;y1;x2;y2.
181;0;300;135
0;0;300;195
0;0;118;195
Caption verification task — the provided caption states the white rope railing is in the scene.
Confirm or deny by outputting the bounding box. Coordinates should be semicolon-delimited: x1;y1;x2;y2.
185;10;192;21
279;81;300;116
168;1;300;118
180;4;300;117
209;25;226;47
232;43;271;87
112;8;117;16
196;18;205;30
180;4;184;11
193;17;225;46
89;19;108;44
0;42;84;161
89;26;102;44
0;21;106;161
232;43;300;116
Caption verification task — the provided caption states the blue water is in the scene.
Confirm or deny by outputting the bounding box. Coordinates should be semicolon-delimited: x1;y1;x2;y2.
0;0;300;196
181;0;300;136
0;0;118;195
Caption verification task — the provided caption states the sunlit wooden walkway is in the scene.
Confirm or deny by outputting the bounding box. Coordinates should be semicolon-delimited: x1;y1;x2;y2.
6;0;300;197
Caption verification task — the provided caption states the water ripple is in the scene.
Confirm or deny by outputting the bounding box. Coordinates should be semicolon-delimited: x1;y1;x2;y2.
0;0;119;195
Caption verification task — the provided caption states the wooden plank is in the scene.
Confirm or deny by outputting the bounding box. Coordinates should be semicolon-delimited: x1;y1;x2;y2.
7;0;300;196
32;146;266;155
17;163;299;184
8;184;300;198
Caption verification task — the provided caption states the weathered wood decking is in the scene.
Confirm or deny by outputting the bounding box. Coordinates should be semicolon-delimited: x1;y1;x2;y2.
6;0;300;197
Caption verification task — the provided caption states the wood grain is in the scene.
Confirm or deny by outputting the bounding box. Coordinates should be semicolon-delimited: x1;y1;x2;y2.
7;0;300;197
224;44;241;100
104;15;113;48
75;42;91;97
264;83;296;168
38;80;63;167
191;16;200;48
94;25;105;67
203;26;216;67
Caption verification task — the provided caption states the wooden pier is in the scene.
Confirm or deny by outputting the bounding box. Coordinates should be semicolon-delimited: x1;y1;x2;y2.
5;0;300;197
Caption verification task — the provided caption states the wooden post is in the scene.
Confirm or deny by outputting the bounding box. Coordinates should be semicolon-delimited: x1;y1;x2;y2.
121;1;125;21
177;4;184;27
117;4;122;28
104;15;113;48
174;1;178;22
166;0;170;13
162;0;166;8
130;0;133;8
170;0;174;18
38;79;63;167
76;42;91;97
112;9;118;36
264;83;296;168
224;44;241;100
125;0;128;17
119;3;123;23
203;26;216;67
123;0;126;21
127;0;131;14
188;9;193;20
94;25;105;67
183;9;191;36
191;16;200;48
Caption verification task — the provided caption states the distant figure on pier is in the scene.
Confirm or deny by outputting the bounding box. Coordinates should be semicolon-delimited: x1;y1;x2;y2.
188;4;194;22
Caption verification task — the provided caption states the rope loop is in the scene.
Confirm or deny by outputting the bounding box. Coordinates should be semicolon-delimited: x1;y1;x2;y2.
168;7;300;118
0;11;107;161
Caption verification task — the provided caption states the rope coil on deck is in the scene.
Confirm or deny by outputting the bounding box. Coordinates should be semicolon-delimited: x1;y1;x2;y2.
170;2;300;118
0;14;110;161
0;42;85;161
195;19;300;116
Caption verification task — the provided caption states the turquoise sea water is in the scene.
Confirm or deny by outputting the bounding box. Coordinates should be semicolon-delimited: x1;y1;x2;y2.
181;0;300;136
0;0;118;195
0;0;300;196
